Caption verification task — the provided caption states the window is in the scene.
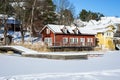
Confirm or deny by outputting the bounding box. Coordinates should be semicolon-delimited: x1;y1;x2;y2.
76;30;79;34
87;38;93;42
70;38;74;44
80;38;85;46
74;38;78;44
46;28;50;34
44;37;52;46
63;37;68;44
106;32;113;37
80;38;85;42
63;29;67;34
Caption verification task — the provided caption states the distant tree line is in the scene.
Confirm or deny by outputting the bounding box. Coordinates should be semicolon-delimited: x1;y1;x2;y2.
79;9;104;21
0;0;105;44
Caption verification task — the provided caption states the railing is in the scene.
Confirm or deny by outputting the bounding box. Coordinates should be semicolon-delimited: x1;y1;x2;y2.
50;42;95;47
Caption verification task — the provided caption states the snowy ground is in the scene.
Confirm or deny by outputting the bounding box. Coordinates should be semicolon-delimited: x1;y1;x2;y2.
0;51;120;80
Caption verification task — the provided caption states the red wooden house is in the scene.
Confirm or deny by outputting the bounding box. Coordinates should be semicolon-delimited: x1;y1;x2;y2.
40;24;96;48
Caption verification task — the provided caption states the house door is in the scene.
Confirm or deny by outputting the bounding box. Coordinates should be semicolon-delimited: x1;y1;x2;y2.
44;37;52;46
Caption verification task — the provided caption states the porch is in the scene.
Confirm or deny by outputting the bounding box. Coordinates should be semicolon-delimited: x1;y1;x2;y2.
47;42;96;47
46;42;95;51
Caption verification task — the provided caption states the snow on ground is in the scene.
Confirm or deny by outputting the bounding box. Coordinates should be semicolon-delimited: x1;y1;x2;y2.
0;51;120;80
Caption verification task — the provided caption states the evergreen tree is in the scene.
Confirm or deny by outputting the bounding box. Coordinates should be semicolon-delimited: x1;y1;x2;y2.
0;0;14;15
79;9;104;21
79;9;88;21
20;0;57;36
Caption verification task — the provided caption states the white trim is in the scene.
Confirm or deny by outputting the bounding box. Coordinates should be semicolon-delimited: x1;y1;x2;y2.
44;37;52;46
63;37;68;44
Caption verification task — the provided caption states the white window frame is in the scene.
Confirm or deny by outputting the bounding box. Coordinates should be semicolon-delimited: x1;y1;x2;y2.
74;38;78;44
105;32;113;37
80;38;85;46
87;38;93;42
44;37;52;46
80;38;85;42
46;28;50;34
63;37;68;44
63;28;67;34
75;29;79;34
70;38;74;44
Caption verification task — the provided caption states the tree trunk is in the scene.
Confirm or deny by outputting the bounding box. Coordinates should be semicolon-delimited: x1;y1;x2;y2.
4;23;8;45
3;0;7;45
20;25;24;44
30;0;36;43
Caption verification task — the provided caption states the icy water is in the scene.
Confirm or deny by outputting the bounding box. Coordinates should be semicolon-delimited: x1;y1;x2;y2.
0;51;120;80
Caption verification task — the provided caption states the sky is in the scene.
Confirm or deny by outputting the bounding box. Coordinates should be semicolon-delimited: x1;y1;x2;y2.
69;0;120;17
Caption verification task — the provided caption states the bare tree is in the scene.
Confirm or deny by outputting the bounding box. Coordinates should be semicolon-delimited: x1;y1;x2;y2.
53;0;75;25
3;0;9;45
12;0;26;44
30;0;37;43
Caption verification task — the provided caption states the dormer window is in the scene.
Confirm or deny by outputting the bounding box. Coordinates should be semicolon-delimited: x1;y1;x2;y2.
61;27;68;34
63;28;67;33
73;28;79;34
76;29;79;34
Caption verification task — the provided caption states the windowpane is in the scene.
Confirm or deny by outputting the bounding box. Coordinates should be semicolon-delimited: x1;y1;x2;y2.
46;28;50;34
80;38;85;42
74;38;78;44
44;37;52;46
70;38;74;44
87;38;93;42
63;37;68;44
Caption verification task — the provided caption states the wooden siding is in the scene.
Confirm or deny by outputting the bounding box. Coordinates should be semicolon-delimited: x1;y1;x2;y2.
41;26;96;48
53;34;96;47
41;27;55;44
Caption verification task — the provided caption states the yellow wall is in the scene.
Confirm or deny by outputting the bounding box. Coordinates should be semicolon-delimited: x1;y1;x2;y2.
96;28;115;50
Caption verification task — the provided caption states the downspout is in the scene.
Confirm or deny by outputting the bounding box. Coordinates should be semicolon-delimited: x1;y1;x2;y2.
54;33;56;46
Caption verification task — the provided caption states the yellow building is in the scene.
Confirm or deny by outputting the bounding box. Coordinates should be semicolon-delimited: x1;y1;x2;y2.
96;25;115;50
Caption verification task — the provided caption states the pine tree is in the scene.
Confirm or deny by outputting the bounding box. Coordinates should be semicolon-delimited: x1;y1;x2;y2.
79;9;88;21
21;0;57;36
79;9;104;21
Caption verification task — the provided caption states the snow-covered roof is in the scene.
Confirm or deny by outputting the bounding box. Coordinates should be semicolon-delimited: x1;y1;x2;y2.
47;24;76;34
46;24;64;33
74;16;120;32
41;24;95;35
41;17;120;35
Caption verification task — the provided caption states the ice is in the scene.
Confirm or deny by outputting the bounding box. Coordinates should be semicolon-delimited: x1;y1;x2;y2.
0;51;120;80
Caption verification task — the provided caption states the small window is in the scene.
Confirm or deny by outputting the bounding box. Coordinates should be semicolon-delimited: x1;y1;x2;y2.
106;32;113;37
74;38;78;44
87;38;93;42
63;29;67;34
80;38;85;42
76;30;79;34
70;38;74;44
44;37;52;46
80;38;85;46
63;37;68;44
46;28;50;34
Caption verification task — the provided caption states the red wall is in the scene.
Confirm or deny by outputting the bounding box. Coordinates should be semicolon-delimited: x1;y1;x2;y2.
41;27;96;47
55;34;95;46
41;27;55;43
